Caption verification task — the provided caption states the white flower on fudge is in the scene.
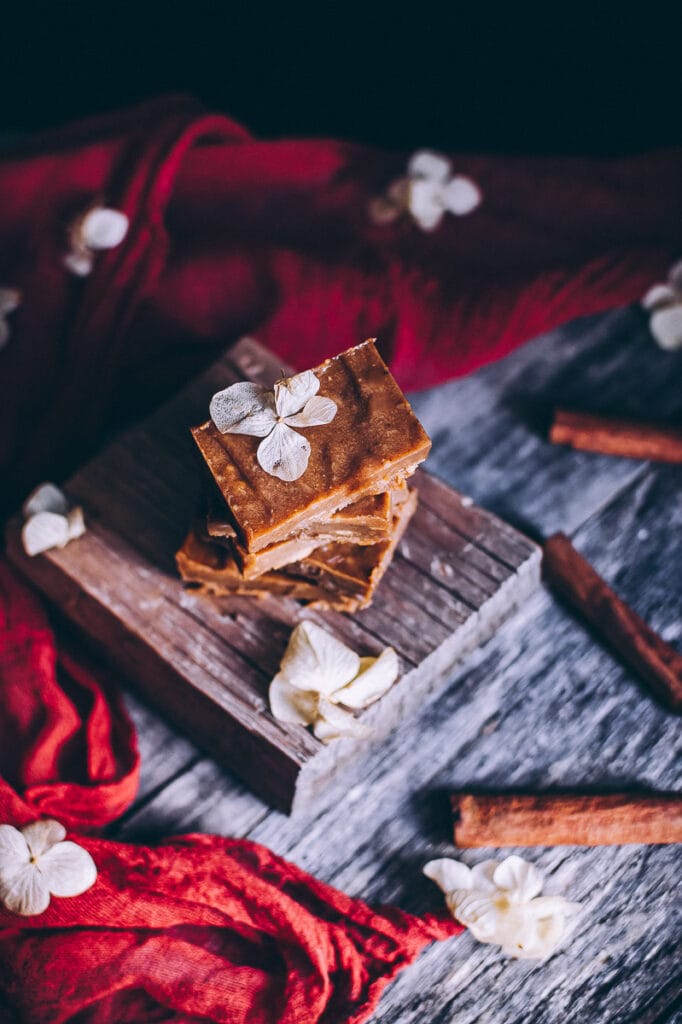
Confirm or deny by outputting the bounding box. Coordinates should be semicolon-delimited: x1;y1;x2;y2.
424;854;580;960
209;370;337;482
369;149;482;232
0;819;97;917
269;620;399;742
641;259;682;351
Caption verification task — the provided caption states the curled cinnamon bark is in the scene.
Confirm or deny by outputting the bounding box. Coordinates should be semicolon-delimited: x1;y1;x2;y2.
451;792;682;847
549;410;682;463
543;533;682;713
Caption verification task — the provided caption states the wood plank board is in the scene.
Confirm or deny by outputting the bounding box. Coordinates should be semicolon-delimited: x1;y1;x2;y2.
6;337;540;812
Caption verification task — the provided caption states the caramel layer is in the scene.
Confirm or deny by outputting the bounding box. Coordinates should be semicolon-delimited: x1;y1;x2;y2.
176;526;323;600
290;488;417;607
192;341;430;552
175;488;417;611
231;491;394;578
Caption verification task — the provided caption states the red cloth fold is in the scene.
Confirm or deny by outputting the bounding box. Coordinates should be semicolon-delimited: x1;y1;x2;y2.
1;96;680;511
0;561;460;1023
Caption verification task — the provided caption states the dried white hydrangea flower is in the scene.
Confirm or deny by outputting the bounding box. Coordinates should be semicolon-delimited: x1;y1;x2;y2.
269;620;399;742
64;206;129;277
21;482;86;557
210;370;337;482
424;855;580;960
0;819;97;916
642;260;682;351
0;286;21;351
369;149;481;231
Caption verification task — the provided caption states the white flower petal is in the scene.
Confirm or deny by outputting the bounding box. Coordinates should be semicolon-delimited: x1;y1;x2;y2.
313;698;369;742
408;179;446;231
0;863;51;916
21;819;66;859
423;858;474;894
668;259;682;291
494;904;547;957
67;506;86;541
641;283;676;310
0;287;21;315
334;648;399;709
273;371;320;418
493;855;543;903
21;511;71;556
499;906;566;960
22;483;70;518
449;891;502;941
0;825;30;875
80;208;129;251
39;840;97;898
269;674;318;725
209;382;276;436
469;859;502;894
279;621;360;696
408;150;452;183
650;305;682;351
257;422;311;481
64;251;94;277
443;175;482;216
284;395;337;429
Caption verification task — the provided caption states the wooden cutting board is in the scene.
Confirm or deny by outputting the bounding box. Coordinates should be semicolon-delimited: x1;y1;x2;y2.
6;338;541;813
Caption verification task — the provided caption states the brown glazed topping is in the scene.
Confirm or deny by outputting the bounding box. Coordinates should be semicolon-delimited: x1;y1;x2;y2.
192;341;430;551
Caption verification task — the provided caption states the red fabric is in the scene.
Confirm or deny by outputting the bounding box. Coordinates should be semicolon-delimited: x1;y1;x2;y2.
1;95;681;512
0;561;460;1023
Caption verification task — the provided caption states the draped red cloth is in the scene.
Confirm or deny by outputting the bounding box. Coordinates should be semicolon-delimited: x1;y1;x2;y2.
0;562;460;1023
1;96;680;1022
1;95;681;513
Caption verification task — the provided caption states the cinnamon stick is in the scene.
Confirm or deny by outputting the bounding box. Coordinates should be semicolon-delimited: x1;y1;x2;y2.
451;792;682;847
543;533;682;713
549;410;682;463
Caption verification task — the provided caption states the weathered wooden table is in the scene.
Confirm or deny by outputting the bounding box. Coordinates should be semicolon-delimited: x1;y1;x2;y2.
77;311;682;1021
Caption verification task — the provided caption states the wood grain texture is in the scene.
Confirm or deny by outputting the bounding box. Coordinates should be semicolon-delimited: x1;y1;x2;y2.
6;337;540;813
107;312;682;1023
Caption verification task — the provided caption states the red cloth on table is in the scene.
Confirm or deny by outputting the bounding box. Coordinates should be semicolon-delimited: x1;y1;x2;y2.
1;94;681;512
0;562;460;1024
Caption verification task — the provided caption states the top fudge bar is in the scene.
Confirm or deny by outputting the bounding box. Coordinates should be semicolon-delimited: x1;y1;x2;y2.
192;341;431;552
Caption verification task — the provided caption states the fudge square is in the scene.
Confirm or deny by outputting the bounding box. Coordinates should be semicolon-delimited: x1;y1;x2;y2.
191;341;431;552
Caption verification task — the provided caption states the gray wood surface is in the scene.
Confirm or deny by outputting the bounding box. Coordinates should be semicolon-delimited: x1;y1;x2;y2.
21;310;682;1021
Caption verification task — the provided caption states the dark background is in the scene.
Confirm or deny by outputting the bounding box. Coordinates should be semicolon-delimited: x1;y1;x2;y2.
1;5;680;154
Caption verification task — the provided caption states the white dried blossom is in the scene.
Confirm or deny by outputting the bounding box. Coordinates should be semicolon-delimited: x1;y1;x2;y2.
269;620;399;741
0;819;97;917
424;855;580;960
21;482;86;556
64;206;129;277
369;149;481;231
0;287;21;351
209;371;337;482
642;260;682;351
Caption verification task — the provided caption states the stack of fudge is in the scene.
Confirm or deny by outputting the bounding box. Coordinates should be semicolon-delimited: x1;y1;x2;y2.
176;341;431;612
